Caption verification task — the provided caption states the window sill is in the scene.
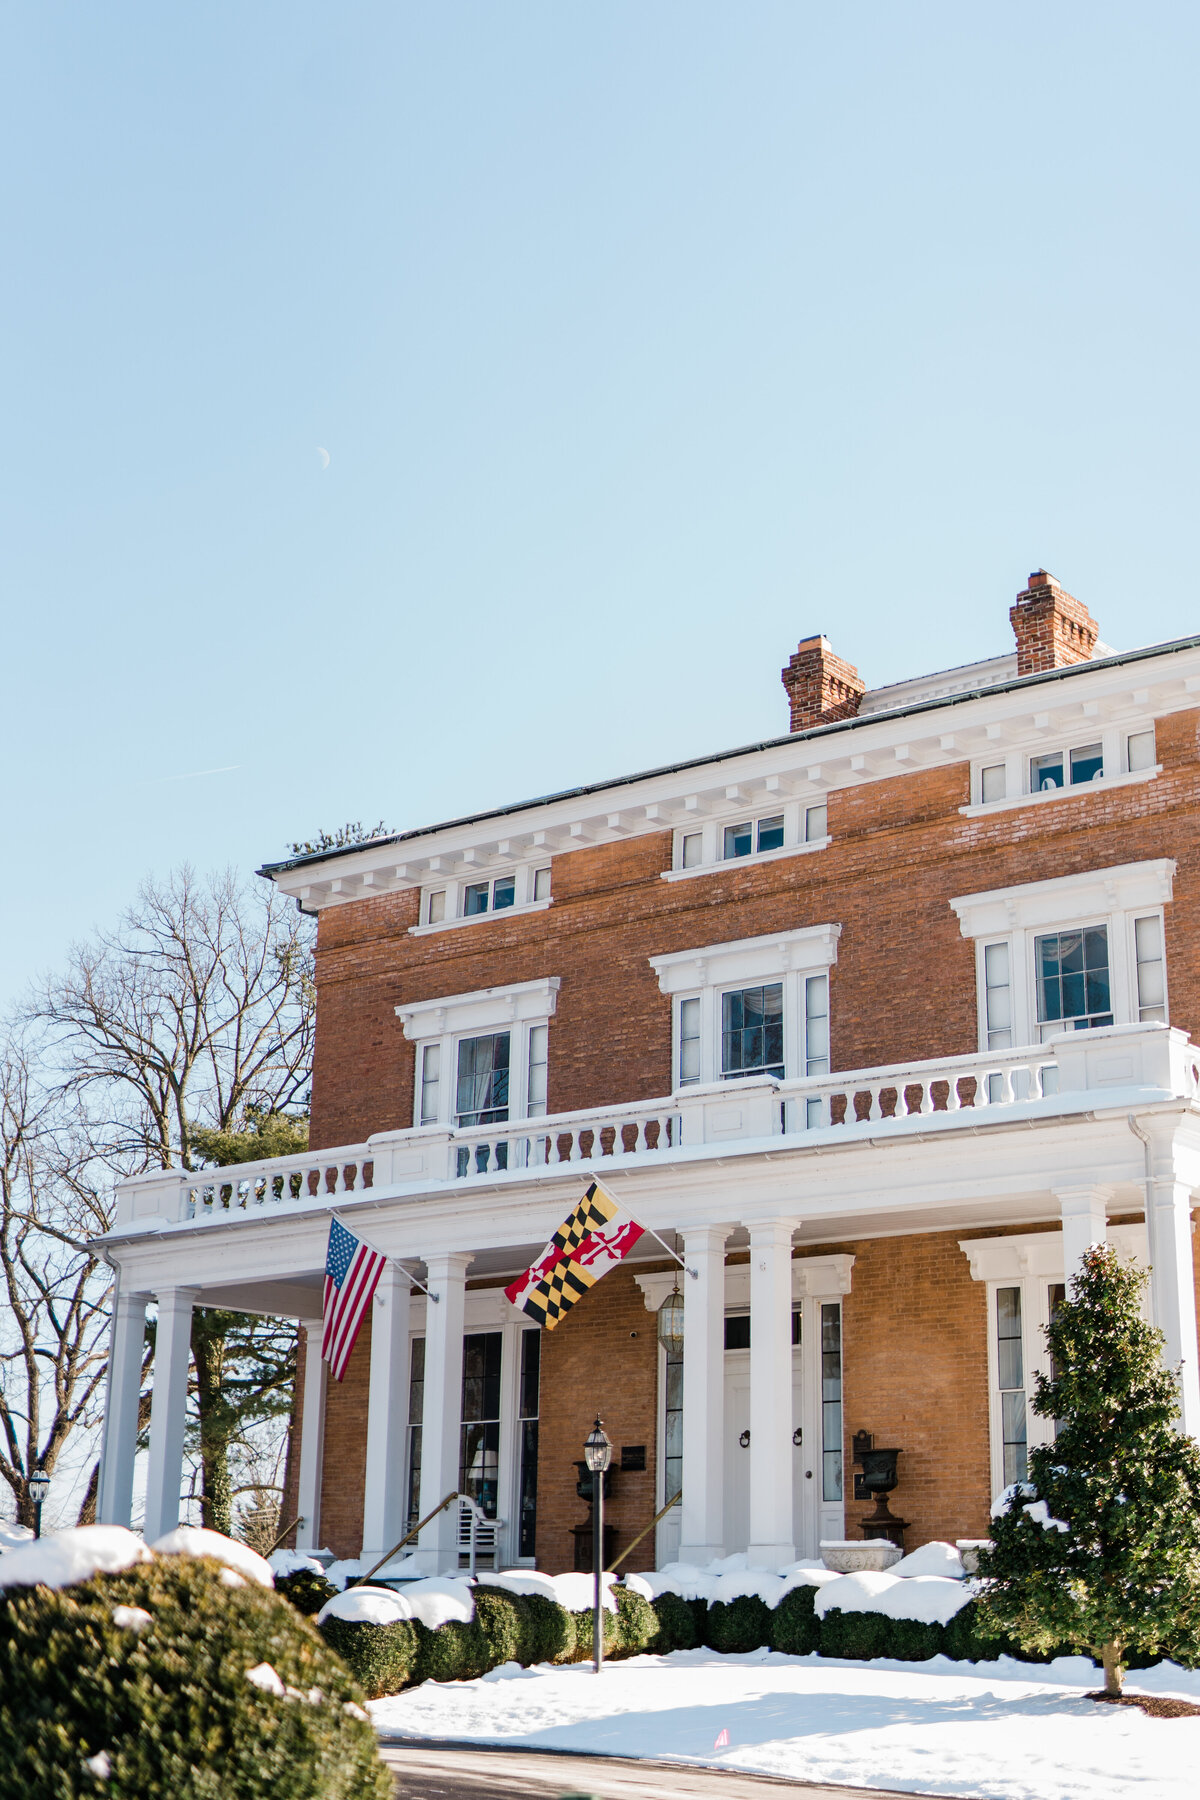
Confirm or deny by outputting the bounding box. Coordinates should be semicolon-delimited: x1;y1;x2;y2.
960;765;1161;819
660;837;831;882
408;898;553;937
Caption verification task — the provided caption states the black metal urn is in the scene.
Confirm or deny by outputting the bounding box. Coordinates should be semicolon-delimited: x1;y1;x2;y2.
851;1434;909;1548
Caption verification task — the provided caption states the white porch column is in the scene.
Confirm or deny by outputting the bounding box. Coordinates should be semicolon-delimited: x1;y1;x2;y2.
1055;1185;1110;1285
413;1252;472;1573
362;1264;411;1560
1142;1132;1200;1435
747;1220;795;1566
294;1320;327;1553
679;1225;731;1563
143;1288;197;1542
96;1283;148;1527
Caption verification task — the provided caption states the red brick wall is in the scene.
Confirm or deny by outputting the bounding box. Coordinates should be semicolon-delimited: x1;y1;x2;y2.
308;706;1200;1150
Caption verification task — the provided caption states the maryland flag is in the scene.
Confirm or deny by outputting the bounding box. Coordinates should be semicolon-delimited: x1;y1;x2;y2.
505;1180;644;1329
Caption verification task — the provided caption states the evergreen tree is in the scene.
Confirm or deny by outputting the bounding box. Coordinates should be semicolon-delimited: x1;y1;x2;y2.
977;1243;1200;1694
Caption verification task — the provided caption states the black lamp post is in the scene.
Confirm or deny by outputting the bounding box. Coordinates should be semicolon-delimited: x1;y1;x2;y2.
583;1417;612;1673
28;1468;50;1540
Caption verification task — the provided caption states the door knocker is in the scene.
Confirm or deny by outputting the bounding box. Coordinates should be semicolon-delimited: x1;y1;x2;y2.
738;1429;750;1448
792;1427;803;1446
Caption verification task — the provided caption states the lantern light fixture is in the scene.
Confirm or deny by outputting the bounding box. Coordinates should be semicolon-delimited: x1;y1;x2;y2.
657;1281;685;1355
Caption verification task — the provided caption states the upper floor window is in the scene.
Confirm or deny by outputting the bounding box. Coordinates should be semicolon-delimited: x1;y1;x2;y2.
651;926;840;1091
973;727;1157;808
669;802;829;878
419;865;552;930
398;977;561;1131
456;1032;511;1127
951;861;1173;1052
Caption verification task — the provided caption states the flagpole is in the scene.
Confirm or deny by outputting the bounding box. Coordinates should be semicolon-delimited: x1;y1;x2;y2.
329;1209;440;1302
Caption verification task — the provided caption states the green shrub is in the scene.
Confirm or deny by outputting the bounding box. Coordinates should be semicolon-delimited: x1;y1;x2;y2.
819;1606;891;1661
706;1593;772;1655
472;1587;527;1669
613;1585;660;1657
568;1605;620;1663
520;1593;576;1665
0;1555;390;1800
651;1590;699;1652
319;1612;419;1699
412;1615;489;1684
769;1584;820;1656
276;1567;338;1617
885;1616;945;1661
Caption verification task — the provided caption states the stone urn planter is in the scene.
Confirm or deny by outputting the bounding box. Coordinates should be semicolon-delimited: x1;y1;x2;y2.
955;1539;993;1575
819;1539;903;1574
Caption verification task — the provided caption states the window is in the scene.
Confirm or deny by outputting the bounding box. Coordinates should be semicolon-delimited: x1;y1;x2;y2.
1030;741;1104;793
1135;915;1165;1021
460;1332;502;1519
527;1024;548;1115
723;821;753;860
821;1303;843;1502
533;866;552;901
420;1044;441;1125
996;1287;1027;1484
805;975;829;1076
426;890;446;925
681;832;703;869
980;764;1006;804
518;1330;540;1558
805;802;828;842
722;1308;802;1350
756;814;785;853
663;1334;683;1507
456;1033;510;1128
721;984;784;1080
1127;729;1156;772
405;1337;425;1528
1035;927;1113;1038
678;996;701;1085
463;875;516;917
983;942;1012;1050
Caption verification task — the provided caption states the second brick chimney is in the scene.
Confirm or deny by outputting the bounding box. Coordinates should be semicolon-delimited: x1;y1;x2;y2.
782;635;866;733
1010;570;1099;677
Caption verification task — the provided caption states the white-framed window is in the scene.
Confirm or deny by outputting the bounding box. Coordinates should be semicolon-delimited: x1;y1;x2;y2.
951;862;1174;1050
650;925;840;1089
397;977;561;1129
666;800;830;878
970;726;1159;809
962;1226;1147;1498
414;865;552;933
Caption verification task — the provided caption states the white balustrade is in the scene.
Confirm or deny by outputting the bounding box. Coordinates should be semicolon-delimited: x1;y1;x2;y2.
450;1099;682;1181
777;1045;1058;1134
183;1142;373;1219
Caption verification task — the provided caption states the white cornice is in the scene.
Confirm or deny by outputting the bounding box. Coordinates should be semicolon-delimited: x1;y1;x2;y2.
265;638;1200;913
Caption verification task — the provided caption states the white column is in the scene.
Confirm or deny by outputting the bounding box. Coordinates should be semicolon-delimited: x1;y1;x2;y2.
294;1320;327;1552
96;1283;148;1527
747;1220;795;1566
143;1288;197;1542
362;1264;411;1560
1143;1137;1200;1435
1055;1185;1110;1284
679;1225;731;1563
413;1252;472;1574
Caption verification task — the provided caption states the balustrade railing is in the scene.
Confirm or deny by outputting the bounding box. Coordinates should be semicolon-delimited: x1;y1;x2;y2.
117;1024;1188;1229
777;1045;1060;1133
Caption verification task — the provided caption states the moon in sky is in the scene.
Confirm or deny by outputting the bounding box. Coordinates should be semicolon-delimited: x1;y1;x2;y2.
317;446;330;469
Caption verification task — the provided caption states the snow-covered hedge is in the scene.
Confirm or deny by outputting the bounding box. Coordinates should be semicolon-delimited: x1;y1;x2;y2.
0;1527;390;1799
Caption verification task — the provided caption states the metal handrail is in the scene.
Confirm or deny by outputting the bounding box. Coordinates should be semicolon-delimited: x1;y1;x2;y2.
606;1491;681;1572
354;1490;460;1587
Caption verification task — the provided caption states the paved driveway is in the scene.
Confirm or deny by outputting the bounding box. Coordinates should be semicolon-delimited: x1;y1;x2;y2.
379;1740;962;1800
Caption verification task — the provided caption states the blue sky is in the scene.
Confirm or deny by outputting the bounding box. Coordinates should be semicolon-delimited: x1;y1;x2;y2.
2;3;1198;1008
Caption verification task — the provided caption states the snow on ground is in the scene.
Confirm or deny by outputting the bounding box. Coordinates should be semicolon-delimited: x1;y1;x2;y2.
369;1646;1200;1800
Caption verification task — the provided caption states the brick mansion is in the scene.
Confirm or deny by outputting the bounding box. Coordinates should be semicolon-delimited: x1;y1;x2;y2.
95;570;1200;1575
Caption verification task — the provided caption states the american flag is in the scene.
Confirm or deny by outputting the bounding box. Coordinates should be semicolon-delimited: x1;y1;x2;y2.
322;1217;386;1381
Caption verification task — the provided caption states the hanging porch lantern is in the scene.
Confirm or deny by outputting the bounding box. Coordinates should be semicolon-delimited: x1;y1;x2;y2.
657;1281;685;1355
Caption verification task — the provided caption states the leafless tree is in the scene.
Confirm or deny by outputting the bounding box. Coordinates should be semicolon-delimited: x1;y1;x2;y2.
33;865;315;1172
0;1034;116;1528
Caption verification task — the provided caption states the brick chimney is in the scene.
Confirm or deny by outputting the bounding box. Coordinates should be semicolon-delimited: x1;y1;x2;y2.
1009;570;1099;677
782;635;866;733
